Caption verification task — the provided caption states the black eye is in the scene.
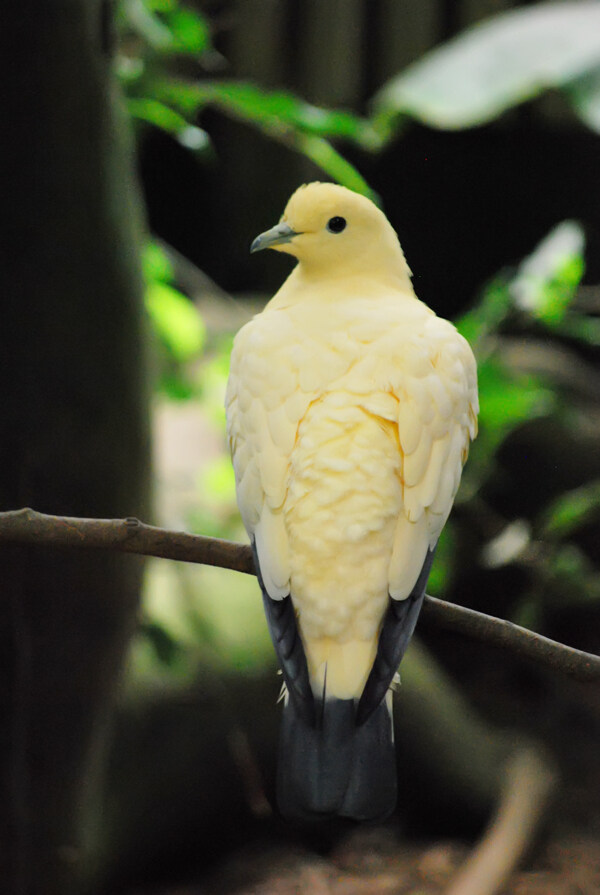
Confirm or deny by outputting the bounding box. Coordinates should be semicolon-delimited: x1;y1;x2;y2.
327;216;347;234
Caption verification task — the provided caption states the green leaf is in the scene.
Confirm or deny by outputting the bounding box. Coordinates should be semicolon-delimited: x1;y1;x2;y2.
541;479;600;538
293;134;379;202
510;221;585;323
121;0;211;57
373;2;600;131
143;241;174;282
128;97;210;151
476;360;555;443
166;6;210;55
153;80;382;149
152;80;378;199
145;281;205;361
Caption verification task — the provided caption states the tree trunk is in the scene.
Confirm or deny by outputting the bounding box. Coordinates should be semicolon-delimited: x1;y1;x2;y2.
0;2;150;892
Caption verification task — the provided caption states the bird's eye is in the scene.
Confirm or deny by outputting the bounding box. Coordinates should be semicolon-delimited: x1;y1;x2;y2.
327;216;347;234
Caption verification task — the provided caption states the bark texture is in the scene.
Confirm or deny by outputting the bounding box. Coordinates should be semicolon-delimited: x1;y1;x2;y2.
0;1;150;892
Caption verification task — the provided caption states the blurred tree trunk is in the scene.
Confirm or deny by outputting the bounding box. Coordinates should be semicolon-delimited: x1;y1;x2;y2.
0;2;150;893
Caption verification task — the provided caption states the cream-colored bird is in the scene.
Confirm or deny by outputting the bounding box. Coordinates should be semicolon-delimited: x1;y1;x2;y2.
226;182;478;821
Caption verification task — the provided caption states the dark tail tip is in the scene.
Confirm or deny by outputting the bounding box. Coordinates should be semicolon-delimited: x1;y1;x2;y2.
276;695;396;822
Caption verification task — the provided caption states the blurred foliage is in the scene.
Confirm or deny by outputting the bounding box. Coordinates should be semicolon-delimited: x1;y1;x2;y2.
117;0;600;199
373;2;600;133
144;243;206;381
437;222;599;613
117;0;600;680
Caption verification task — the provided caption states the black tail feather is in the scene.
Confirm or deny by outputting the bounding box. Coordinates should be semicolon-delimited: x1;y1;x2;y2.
277;694;396;822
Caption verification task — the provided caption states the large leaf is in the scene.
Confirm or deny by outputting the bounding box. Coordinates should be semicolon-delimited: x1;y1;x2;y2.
373;1;600;131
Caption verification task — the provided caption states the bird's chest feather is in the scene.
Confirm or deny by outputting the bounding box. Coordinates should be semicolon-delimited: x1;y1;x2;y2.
270;305;413;641
283;382;402;627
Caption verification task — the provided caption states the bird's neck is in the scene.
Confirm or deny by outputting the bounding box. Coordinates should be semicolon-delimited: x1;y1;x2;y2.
279;261;415;302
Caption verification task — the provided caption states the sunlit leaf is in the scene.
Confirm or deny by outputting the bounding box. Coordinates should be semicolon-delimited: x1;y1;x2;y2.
147;80;378;195
143;241;174;282
145;281;205;361
121;0;211;56
153;80;382;148
166;6;210;55
293;134;379;202
373;2;600;131
476;360;555;444
159;373;195;401
128;98;210;152
510;221;585;323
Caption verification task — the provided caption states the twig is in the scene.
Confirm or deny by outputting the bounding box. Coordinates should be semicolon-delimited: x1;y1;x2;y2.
0;508;598;682
421;595;600;683
445;747;556;895
0;507;255;574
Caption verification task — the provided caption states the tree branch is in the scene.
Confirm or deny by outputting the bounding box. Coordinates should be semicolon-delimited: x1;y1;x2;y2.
1;508;598;682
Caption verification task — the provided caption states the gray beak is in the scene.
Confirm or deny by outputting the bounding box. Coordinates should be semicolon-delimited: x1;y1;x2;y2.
250;222;298;254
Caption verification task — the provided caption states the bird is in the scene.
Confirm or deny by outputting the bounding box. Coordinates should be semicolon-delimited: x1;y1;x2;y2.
226;182;478;822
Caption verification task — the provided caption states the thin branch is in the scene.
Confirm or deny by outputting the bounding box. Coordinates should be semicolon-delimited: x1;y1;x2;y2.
421;595;600;683
0;508;598;682
0;507;255;574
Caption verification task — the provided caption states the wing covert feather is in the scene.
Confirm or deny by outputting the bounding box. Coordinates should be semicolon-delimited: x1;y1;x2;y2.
226;313;324;599
389;318;478;599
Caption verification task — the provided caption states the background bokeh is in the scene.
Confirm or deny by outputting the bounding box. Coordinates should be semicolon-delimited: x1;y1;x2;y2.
1;1;600;893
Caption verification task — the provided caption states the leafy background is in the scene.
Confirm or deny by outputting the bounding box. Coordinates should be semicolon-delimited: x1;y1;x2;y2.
6;1;599;892
97;2;600;890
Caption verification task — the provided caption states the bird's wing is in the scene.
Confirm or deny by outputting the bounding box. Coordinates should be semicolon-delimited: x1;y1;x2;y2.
356;546;435;724
356;316;477;724
227;310;336;722
252;543;315;724
226;312;309;599
387;315;478;601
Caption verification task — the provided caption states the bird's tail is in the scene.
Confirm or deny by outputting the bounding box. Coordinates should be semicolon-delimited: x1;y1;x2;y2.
276;692;396;822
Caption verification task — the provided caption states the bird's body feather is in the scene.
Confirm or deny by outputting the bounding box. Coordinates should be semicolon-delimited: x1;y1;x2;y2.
226;182;478;820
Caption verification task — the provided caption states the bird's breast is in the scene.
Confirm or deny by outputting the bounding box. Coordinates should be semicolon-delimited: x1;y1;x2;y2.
284;392;402;634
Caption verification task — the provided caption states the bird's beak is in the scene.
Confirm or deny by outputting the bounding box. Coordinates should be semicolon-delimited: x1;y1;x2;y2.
250;222;298;254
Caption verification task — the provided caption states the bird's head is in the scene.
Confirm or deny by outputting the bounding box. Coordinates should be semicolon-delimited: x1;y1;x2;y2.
250;182;412;285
